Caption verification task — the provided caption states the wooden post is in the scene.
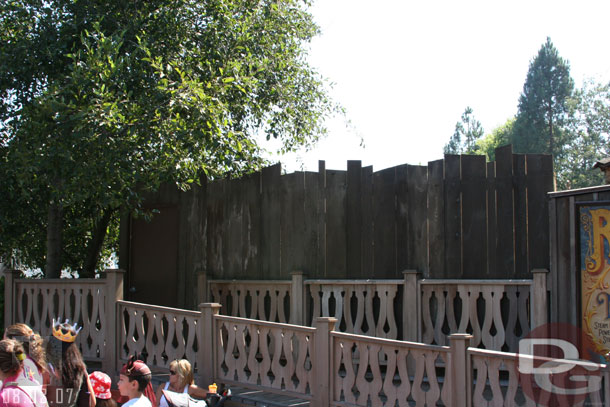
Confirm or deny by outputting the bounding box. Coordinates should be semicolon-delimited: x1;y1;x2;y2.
402;270;420;341
199;303;221;386
197;272;208;304
290;271;305;325
103;269;124;376
449;333;472;407
313;317;336;406
2;267;19;329
531;269;548;329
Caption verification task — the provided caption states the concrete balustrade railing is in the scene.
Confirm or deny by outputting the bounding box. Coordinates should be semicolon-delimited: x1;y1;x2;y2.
4;267;609;406
205;269;549;352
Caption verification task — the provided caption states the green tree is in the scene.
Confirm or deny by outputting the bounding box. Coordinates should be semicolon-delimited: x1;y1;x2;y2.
476;118;515;161
0;0;339;277
556;80;610;189
512;37;574;158
444;106;484;154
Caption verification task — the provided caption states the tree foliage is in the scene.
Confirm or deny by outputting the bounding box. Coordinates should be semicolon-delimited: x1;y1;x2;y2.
438;38;610;191
511;37;574;157
444;106;484;155
476;118;515;161
556;80;610;189
0;0;339;276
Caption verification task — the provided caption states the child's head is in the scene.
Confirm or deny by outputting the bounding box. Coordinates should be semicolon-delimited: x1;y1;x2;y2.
119;355;155;405
0;339;25;376
169;359;194;389
4;323;46;370
89;371;118;407
47;318;85;388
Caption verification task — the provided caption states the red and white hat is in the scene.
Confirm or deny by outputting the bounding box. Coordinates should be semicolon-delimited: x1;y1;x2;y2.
89;371;112;400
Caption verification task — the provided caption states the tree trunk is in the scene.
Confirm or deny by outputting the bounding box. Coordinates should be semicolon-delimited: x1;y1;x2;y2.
82;209;115;277
45;202;64;278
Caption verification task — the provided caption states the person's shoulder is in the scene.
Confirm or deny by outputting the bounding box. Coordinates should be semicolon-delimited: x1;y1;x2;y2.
0;387;34;407
121;399;136;407
136;397;152;407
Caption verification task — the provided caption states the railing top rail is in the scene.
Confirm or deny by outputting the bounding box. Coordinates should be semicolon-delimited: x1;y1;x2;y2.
215;314;317;333
305;279;404;285
209;278;533;286
209;280;291;285
468;347;608;369
420;279;532;286
331;330;451;352
117;300;202;317
15;278;107;285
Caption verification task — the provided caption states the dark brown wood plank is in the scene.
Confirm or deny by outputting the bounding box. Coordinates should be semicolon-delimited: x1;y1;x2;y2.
554;196;572;324
346;161;363;278
205;178;225;278
395;164;409;275
240;173;261;278
407;165;428;276
177;189;188;308
444;155;462;278
361;165;374;277
428;159;444;278
261;164;282;279
373;167;396;278
302;172;320;277
225;176;246;279
461;155;487;278
513;154;528;278
527;154;553;271
316;161;326;279
281;172;307;279
486;161;496;277
325;169;347;278
179;183;208;308
494;145;515;277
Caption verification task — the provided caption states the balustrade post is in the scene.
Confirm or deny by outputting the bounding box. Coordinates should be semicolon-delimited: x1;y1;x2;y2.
199;303;221;387
403;270;421;341
2;267;19;329
313;317;337;407
531;269;548;329
449;333;472;407
290;271;306;325
103;269;124;376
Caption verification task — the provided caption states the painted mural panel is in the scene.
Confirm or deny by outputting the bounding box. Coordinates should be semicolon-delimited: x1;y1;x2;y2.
580;203;610;359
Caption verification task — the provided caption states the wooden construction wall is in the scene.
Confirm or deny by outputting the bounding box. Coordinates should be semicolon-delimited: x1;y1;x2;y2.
120;145;554;308
548;184;610;326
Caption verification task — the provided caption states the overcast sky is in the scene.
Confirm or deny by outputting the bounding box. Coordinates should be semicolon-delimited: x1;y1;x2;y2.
263;0;610;173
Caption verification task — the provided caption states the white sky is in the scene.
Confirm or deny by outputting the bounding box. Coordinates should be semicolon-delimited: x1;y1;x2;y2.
264;0;610;173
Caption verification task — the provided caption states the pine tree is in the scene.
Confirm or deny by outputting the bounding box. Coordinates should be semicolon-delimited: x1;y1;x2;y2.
444;106;484;154
512;37;574;157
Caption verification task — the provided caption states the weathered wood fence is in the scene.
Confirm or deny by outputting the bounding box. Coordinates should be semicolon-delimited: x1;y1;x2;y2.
122;146;554;308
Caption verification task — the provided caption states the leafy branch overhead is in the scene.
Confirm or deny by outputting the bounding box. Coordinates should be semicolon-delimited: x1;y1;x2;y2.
0;0;340;276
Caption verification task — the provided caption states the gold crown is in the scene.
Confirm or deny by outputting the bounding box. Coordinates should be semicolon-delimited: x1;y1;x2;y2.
52;318;82;343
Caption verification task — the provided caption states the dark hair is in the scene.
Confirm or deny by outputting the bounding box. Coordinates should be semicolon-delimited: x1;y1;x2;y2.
128;374;152;392
46;334;86;389
4;323;46;372
0;339;25;376
95;399;118;407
